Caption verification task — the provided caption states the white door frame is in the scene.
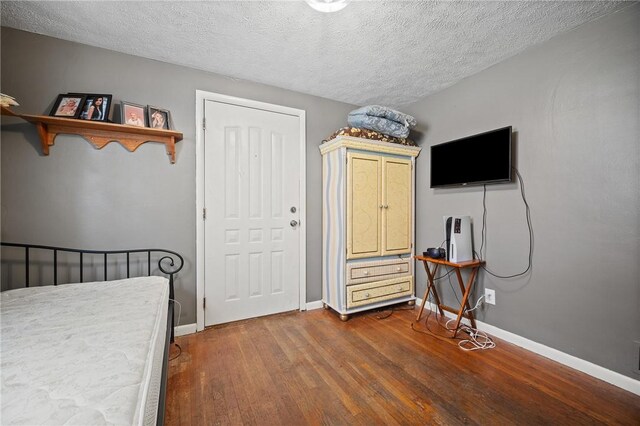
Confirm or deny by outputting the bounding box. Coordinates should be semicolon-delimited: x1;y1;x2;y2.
195;90;307;331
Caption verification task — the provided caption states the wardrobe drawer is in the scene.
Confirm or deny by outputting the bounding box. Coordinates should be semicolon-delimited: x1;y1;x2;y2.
347;259;410;284
347;276;413;308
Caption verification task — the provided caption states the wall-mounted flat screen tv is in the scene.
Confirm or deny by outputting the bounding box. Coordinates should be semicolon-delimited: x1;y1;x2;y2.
430;126;512;188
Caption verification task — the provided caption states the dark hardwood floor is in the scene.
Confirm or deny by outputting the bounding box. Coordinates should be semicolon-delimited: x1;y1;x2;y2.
166;306;640;425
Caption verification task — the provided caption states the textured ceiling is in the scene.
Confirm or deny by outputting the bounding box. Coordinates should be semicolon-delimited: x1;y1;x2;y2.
0;1;626;108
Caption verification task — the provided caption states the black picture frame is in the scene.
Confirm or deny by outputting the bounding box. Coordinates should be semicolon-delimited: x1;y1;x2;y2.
69;93;113;122
147;106;173;130
121;101;147;127
49;94;86;118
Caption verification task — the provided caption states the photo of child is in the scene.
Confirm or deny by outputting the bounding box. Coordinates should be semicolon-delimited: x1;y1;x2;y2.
147;106;172;130
54;96;83;117
122;103;146;127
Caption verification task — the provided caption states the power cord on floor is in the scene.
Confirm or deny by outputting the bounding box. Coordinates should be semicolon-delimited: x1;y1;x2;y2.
446;318;496;351
372;304;415;320
410;292;454;343
170;343;182;361
410;292;495;351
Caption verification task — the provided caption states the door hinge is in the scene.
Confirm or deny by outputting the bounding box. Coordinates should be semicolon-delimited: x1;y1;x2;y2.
203;297;206;309
203;208;207;220
203;117;206;130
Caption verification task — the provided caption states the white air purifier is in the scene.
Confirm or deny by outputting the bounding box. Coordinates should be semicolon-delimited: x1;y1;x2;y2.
443;215;473;263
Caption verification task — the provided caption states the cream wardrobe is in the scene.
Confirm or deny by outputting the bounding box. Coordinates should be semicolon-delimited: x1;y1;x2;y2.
320;136;421;320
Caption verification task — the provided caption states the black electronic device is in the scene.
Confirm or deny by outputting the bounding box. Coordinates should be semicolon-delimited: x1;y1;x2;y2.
424;247;446;259
430;126;512;188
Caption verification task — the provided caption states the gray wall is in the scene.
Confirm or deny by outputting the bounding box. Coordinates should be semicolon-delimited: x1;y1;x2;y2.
1;27;356;325
405;5;639;379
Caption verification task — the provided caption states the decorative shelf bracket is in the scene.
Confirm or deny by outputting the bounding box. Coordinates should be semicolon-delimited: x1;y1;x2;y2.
35;122;54;156
1;107;183;163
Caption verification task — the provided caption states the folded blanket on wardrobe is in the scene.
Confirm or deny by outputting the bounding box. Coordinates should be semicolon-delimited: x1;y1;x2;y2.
347;114;411;138
348;105;417;128
347;105;417;139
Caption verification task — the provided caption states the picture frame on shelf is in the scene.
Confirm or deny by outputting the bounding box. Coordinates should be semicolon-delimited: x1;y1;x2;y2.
49;94;86;118
147;106;173;130
70;93;112;122
121;101;147;127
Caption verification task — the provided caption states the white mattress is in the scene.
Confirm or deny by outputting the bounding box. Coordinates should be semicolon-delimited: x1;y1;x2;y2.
1;276;169;425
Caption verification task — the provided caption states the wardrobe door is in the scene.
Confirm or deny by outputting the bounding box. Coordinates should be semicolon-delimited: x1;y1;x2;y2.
347;152;382;259
382;157;412;256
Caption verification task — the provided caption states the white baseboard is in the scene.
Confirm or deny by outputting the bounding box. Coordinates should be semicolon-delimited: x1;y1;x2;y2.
182;301;322;334
174;323;197;337
414;297;640;396
305;300;324;311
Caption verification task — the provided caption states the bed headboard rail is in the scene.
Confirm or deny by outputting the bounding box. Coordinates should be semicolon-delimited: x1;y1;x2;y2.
1;242;183;298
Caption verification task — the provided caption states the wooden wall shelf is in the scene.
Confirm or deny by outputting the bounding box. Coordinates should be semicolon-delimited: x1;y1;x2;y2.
1;106;183;163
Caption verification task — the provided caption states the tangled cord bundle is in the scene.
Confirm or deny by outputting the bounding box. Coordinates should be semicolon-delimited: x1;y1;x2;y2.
448;319;496;351
408;293;496;352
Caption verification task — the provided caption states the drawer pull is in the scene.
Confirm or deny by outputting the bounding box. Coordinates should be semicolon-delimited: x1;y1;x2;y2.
365;293;370;298
363;271;369;276
398;286;403;291
396;267;401;272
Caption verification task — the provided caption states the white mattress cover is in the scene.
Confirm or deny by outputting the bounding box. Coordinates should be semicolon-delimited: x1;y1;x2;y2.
1;276;169;425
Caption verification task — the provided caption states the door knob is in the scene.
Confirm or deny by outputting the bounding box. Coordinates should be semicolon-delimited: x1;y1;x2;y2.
290;206;297;213
290;220;298;227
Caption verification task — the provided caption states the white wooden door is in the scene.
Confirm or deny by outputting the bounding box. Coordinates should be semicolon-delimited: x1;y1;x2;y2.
204;100;301;325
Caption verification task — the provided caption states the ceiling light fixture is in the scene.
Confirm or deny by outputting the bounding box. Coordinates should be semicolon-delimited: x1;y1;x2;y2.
305;0;350;13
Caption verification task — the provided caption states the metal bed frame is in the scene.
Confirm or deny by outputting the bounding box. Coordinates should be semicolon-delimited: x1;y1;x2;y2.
0;242;184;426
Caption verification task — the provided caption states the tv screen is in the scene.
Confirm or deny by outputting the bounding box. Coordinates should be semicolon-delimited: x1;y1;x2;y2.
430;126;512;188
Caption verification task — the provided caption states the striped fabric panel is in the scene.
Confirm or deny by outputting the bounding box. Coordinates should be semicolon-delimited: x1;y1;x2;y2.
323;149;346;311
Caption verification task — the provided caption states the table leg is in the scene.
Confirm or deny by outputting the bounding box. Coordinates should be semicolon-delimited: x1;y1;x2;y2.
415;281;430;322
451;266;480;336
426;263;445;316
464;267;479;329
455;268;475;320
416;261;446;323
415;262;432;322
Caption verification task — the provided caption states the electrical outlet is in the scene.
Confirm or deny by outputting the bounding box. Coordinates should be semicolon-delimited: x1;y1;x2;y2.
485;288;496;305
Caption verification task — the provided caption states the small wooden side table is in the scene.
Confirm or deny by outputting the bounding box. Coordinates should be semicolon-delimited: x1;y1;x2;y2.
415;255;485;337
